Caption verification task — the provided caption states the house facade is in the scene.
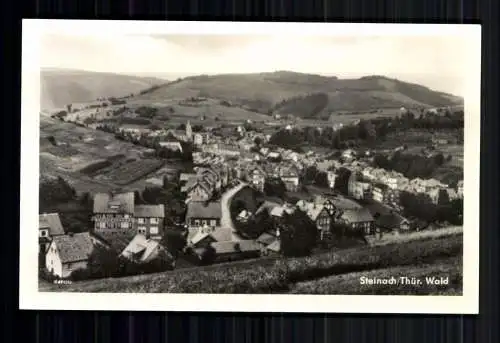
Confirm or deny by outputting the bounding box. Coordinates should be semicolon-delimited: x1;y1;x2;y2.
372;183;389;203
327;171;337;189
351;181;372;200
185;201;223;240
134;205;165;240
278;165;301;192
183;180;213;202
247;166;266;192
92;192;135;236
93;192;165;240
45;232;96;278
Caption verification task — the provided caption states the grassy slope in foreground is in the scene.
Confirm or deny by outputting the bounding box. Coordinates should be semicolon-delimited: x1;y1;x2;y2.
42;232;462;294
290;256;462;295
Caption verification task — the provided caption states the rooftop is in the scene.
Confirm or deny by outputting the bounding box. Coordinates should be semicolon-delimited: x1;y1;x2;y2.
52;232;95;263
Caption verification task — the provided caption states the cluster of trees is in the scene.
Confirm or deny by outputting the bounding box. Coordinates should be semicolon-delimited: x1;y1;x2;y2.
134;179;187;226
269;110;464;151
399;191;463;225
139;84;162;95
333;167;352;195
120;117;151;125
39;176;76;210
280;210;318;257
271;92;329;119
135;106;158;119
39;176;94;233
373;151;456;180
263;178;287;198
108;97;127;105
301;166;328;188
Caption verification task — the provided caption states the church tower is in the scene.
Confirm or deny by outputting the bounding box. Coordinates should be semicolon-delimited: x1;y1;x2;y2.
186;120;193;141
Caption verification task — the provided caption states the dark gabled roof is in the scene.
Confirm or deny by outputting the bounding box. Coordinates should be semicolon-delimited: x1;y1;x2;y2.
375;213;409;229
185;201;222;220
52;232;95;263
341;208;374;223
93;192;135;214
95;232;135;253
39;213;65;236
134;205;165;218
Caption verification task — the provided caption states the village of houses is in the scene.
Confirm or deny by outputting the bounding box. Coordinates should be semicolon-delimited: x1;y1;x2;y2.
39;118;464;282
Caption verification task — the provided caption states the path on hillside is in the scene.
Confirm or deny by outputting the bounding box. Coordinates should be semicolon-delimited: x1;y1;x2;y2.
220;181;249;241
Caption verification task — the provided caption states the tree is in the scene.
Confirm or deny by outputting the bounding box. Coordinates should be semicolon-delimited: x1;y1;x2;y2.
315;171;329;188
280;210;317;257
200;245;217;265
434;153;445;166
333;167;351;195
163;230;187;258
254;136;263;146
302;166;319;185
264;178;287;198
79;192;93;210
87;245;120;278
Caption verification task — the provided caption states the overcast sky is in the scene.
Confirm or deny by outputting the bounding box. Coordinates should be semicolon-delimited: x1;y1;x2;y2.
40;34;469;96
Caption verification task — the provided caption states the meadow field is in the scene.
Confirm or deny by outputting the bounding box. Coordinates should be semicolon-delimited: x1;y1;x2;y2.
41;228;462;294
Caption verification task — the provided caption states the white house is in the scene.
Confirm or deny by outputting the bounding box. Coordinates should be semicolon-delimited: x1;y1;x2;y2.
45;232;98;278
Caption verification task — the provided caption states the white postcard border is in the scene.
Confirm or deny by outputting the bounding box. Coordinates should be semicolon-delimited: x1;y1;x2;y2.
19;20;481;314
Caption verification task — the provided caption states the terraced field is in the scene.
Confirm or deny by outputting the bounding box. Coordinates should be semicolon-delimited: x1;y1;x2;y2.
95;159;165;185
39;116;175;193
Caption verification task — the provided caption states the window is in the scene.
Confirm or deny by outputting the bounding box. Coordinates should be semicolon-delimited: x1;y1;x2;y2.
39;229;48;237
67;262;72;269
99;222;106;229
194;220;200;226
138;226;147;235
121;222;129;229
210;220;216;226
124;214;129;219
150;226;159;235
150;218;158;224
138;218;145;224
202;220;207;226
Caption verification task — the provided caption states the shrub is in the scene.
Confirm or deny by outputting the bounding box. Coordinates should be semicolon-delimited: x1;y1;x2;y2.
39;268;56;282
70;268;92;281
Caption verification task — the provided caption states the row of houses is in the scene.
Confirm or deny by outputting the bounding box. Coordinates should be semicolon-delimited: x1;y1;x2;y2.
39;211;172;279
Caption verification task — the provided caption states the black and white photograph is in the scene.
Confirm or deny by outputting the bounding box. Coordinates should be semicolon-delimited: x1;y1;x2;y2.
20;20;481;313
